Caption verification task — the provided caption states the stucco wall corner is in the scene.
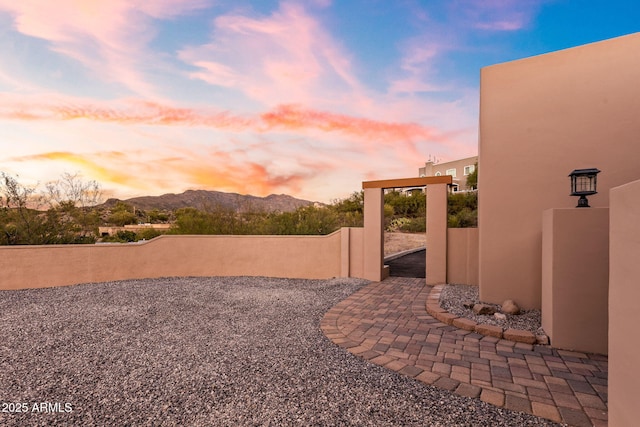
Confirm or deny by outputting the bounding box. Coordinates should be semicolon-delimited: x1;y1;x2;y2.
609;179;640;426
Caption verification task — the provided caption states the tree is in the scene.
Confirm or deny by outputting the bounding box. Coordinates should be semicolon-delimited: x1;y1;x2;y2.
43;173;103;242
44;172;102;209
466;163;478;190
0;172;47;244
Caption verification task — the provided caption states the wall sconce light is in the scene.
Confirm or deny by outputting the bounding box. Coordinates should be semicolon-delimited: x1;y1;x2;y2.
569;168;601;208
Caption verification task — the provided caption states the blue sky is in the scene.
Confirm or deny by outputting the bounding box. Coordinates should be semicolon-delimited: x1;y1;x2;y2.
0;0;638;202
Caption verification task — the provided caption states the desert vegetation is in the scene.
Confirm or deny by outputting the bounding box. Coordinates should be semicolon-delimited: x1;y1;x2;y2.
0;172;477;245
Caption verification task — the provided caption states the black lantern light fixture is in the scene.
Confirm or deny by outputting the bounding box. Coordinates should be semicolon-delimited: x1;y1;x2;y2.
569;168;601;208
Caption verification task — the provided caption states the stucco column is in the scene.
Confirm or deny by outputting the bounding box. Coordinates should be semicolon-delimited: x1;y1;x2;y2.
363;187;384;281
541;208;609;354
426;183;448;284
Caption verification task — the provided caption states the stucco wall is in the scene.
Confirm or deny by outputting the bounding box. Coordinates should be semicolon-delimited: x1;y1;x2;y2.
609;179;640;426
340;227;365;279
541;208;609;354
0;232;345;290
447;228;478;286
478;32;640;309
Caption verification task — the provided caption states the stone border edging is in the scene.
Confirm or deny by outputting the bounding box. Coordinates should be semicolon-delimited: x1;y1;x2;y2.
426;285;549;346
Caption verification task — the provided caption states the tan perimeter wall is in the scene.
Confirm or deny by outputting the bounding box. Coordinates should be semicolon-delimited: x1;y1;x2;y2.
609;179;640;426
0;231;351;290
341;227;365;279
541;208;609;354
479;32;640;309
447;228;478;286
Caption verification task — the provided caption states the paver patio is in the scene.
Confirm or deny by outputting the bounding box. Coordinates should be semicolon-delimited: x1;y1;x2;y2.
321;277;608;427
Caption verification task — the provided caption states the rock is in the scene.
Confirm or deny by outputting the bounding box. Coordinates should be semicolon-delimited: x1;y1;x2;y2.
494;312;507;320
473;304;496;315
536;335;550;345
462;301;475;309
502;299;520;315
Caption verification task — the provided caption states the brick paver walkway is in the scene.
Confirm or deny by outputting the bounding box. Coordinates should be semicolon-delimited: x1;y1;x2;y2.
321;277;608;427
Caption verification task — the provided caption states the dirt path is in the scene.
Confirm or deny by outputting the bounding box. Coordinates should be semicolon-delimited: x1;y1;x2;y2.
384;232;426;256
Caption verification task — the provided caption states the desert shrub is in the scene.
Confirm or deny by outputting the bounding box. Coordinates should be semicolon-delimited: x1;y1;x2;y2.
397;217;426;233
448;192;478;228
101;230;137;243
137;228;163;240
108;202;137;226
332;191;363;214
384;190;425;217
263;206;339;235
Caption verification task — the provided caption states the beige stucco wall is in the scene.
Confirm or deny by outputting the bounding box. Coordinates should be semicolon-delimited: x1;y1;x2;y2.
447;228;479;286
541;208;609;354
341;227;365;279
479;32;640;309
0;232;345;290
609;179;640;426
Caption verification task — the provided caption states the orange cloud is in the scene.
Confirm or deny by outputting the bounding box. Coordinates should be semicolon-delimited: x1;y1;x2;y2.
172;160;307;197
260;104;440;142
0;96;447;147
9;149;322;199
0;96;257;130
11;152;136;187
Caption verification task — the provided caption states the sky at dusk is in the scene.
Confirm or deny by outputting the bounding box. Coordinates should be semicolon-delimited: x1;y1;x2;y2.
1;0;639;203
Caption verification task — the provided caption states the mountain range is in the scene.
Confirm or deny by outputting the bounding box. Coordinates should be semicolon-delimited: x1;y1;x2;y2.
101;189;317;213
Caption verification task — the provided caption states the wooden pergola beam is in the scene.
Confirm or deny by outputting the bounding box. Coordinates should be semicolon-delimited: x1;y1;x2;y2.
362;176;453;189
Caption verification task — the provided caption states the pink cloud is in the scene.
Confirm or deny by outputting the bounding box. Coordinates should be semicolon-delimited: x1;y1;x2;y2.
0;95;454;152
452;0;541;32
179;2;363;108
0;91;475;199
0;0;208;97
260;104;442;152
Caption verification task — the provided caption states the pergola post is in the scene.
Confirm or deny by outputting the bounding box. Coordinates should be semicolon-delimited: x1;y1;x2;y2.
426;183;448;284
363;187;384;281
362;176;452;283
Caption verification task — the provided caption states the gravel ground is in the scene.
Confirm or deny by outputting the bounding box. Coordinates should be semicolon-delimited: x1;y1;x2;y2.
440;284;546;335
0;276;560;426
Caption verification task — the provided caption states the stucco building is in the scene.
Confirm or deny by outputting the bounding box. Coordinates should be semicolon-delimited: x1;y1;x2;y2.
477;32;640;426
418;156;477;192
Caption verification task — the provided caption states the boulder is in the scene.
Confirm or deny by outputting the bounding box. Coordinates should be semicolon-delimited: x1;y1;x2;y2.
473;304;496;315
494;312;507;320
536;335;550;345
502;299;521;315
